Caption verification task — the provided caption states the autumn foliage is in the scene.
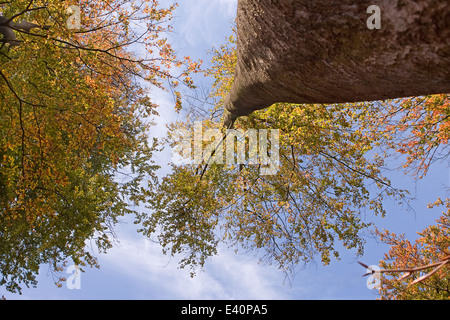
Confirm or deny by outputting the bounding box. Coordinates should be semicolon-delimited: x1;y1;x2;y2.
369;94;450;299
140;32;412;277
379;94;450;178
0;2;448;299
375;199;450;299
143;30;450;298
0;0;199;293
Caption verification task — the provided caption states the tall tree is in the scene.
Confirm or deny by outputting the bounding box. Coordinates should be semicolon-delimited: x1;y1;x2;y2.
138;33;409;278
144;28;449;295
0;0;200;294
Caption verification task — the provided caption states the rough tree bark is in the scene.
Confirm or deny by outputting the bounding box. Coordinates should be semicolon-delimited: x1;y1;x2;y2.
224;0;450;119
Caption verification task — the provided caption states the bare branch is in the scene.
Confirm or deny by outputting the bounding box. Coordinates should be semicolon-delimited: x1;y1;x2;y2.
358;255;450;286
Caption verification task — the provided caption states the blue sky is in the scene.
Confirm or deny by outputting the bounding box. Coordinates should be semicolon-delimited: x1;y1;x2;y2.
2;0;449;300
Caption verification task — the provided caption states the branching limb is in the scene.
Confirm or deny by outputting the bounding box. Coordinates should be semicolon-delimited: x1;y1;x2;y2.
358;255;450;286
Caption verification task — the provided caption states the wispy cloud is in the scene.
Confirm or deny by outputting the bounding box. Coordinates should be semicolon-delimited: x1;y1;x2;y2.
99;227;291;299
173;0;237;49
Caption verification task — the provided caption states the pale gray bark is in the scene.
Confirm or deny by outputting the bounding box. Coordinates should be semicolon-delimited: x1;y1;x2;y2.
224;0;450;117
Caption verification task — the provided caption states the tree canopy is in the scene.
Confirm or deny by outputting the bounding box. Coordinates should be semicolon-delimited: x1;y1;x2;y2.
0;0;200;294
0;1;448;300
139;31;450;299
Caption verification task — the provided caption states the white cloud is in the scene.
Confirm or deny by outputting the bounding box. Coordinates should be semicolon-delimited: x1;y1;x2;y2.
173;0;237;48
99;227;291;300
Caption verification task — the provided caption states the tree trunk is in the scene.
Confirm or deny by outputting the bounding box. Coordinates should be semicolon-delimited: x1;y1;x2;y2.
224;0;450;117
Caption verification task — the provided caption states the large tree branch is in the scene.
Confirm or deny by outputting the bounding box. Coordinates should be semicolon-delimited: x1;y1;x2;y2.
358;255;450;286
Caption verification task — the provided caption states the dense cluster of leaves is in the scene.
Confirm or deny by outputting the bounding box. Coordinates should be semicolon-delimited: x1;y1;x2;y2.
0;0;199;293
